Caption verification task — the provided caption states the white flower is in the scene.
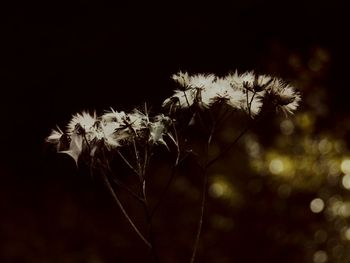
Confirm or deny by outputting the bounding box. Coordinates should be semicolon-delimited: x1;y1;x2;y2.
46;126;64;144
102;108;127;123
164;73;216;110
188;74;215;89
226;71;254;90
226;71;273;92
201;78;231;107
268;79;301;116
59;132;83;165
149;115;171;148
67;111;98;142
238;91;264;117
100;121;130;148
162;88;198;109
172;71;190;88
126;110;148;131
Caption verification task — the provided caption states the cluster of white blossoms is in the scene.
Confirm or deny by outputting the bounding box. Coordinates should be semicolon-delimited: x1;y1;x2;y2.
46;71;301;164
46;108;173;164
163;71;301;117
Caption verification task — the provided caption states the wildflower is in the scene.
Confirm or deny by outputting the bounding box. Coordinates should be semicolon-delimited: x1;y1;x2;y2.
189;74;216;90
172;71;190;88
126;110;148;132
149;115;172;148
162;89;198;109
267;79;301;116
67;111;98;142
60;132;83;165
102;108;127;123
238;91;264;117
99;121;125;148
226;71;254;91
201;78;231;107
164;73;217;110
46;126;64;144
46;126;72;152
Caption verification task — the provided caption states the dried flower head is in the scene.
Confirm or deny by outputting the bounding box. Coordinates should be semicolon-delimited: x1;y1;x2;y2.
267;79;301;116
149;114;172;148
67;111;98;143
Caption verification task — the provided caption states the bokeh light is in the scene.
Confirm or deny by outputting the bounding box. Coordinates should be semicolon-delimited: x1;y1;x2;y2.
310;198;325;213
341;159;350;174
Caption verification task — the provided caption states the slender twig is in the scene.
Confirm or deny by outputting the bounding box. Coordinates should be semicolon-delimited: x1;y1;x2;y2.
206;124;251;169
132;136;142;179
190;165;208;263
149;123;182;218
183;90;191;108
149;152;190;219
112;177;145;204
248;91;257;119
100;171;152;249
190;118;215;263
102;153;145;204
141;160;160;262
116;149;139;176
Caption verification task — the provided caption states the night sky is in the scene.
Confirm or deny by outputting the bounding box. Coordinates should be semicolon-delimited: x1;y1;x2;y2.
1;1;350;262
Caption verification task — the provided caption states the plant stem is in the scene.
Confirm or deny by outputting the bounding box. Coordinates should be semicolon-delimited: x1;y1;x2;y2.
101;171;152;249
190;166;208;263
205;124;251;169
190;119;214;263
112;177;145;204
142;179;160;263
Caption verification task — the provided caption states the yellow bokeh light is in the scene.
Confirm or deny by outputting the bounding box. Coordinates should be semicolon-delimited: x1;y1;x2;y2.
318;138;332;155
209;182;225;198
280;119;294;135
344;228;350;241
339;202;350;217
269;159;284;174
310;198;324;213
341;159;350;174
313;250;328;263
342;174;350;190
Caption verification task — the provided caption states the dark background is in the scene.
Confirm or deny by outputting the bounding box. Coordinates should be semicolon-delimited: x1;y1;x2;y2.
1;1;350;262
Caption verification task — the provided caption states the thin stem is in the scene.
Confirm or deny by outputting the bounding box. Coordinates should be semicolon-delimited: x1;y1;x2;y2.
190;166;208;263
116;149;140;176
141;179;160;263
190;120;215;263
205;124;251;169
132;136;142;180
100;171;152;249
99;153;145;204
112;177;145;204
149;152;189;219
183;90;191;108
149;123;186;219
248;91;257;119
138;140;160;263
246;90;250;117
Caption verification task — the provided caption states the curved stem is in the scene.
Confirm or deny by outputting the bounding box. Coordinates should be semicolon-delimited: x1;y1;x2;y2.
205;124;251;169
190;166;208;263
101;172;152;249
116;149;139;176
190;117;214;263
112;177;145;204
140;177;160;263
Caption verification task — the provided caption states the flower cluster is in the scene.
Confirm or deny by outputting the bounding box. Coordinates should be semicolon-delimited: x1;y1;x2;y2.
46;108;174;165
46;70;301;165
163;71;301;117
